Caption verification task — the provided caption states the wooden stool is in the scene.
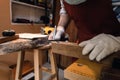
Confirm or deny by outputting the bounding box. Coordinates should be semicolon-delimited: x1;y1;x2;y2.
15;44;58;80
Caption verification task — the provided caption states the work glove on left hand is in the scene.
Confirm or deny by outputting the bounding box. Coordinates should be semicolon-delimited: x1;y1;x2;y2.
79;33;120;62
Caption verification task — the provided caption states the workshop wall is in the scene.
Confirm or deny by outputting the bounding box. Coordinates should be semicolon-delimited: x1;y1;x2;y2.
0;0;42;36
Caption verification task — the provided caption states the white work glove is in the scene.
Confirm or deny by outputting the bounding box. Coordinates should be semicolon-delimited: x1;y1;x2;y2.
79;33;120;62
48;26;65;40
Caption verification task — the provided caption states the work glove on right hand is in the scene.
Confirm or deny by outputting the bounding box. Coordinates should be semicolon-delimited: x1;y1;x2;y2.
48;26;65;40
79;33;120;62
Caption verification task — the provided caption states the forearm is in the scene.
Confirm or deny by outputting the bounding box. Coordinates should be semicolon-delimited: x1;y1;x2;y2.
48;14;69;40
57;14;70;29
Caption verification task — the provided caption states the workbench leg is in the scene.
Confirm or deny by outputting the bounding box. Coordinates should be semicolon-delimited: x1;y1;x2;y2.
49;49;59;80
34;49;43;80
15;50;25;80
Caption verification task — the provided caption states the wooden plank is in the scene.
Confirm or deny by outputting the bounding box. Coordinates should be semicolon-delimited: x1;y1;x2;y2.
51;41;120;66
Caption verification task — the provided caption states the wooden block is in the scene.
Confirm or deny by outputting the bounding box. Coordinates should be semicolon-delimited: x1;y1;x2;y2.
51;41;84;58
64;59;104;80
0;35;19;44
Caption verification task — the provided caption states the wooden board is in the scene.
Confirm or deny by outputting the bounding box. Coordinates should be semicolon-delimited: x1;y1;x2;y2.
0;35;19;44
51;41;120;66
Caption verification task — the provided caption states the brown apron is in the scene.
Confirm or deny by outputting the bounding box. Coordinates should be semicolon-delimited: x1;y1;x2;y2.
63;0;120;43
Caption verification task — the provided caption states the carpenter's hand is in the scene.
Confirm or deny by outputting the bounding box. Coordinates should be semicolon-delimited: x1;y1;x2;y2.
48;26;65;40
79;33;120;62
